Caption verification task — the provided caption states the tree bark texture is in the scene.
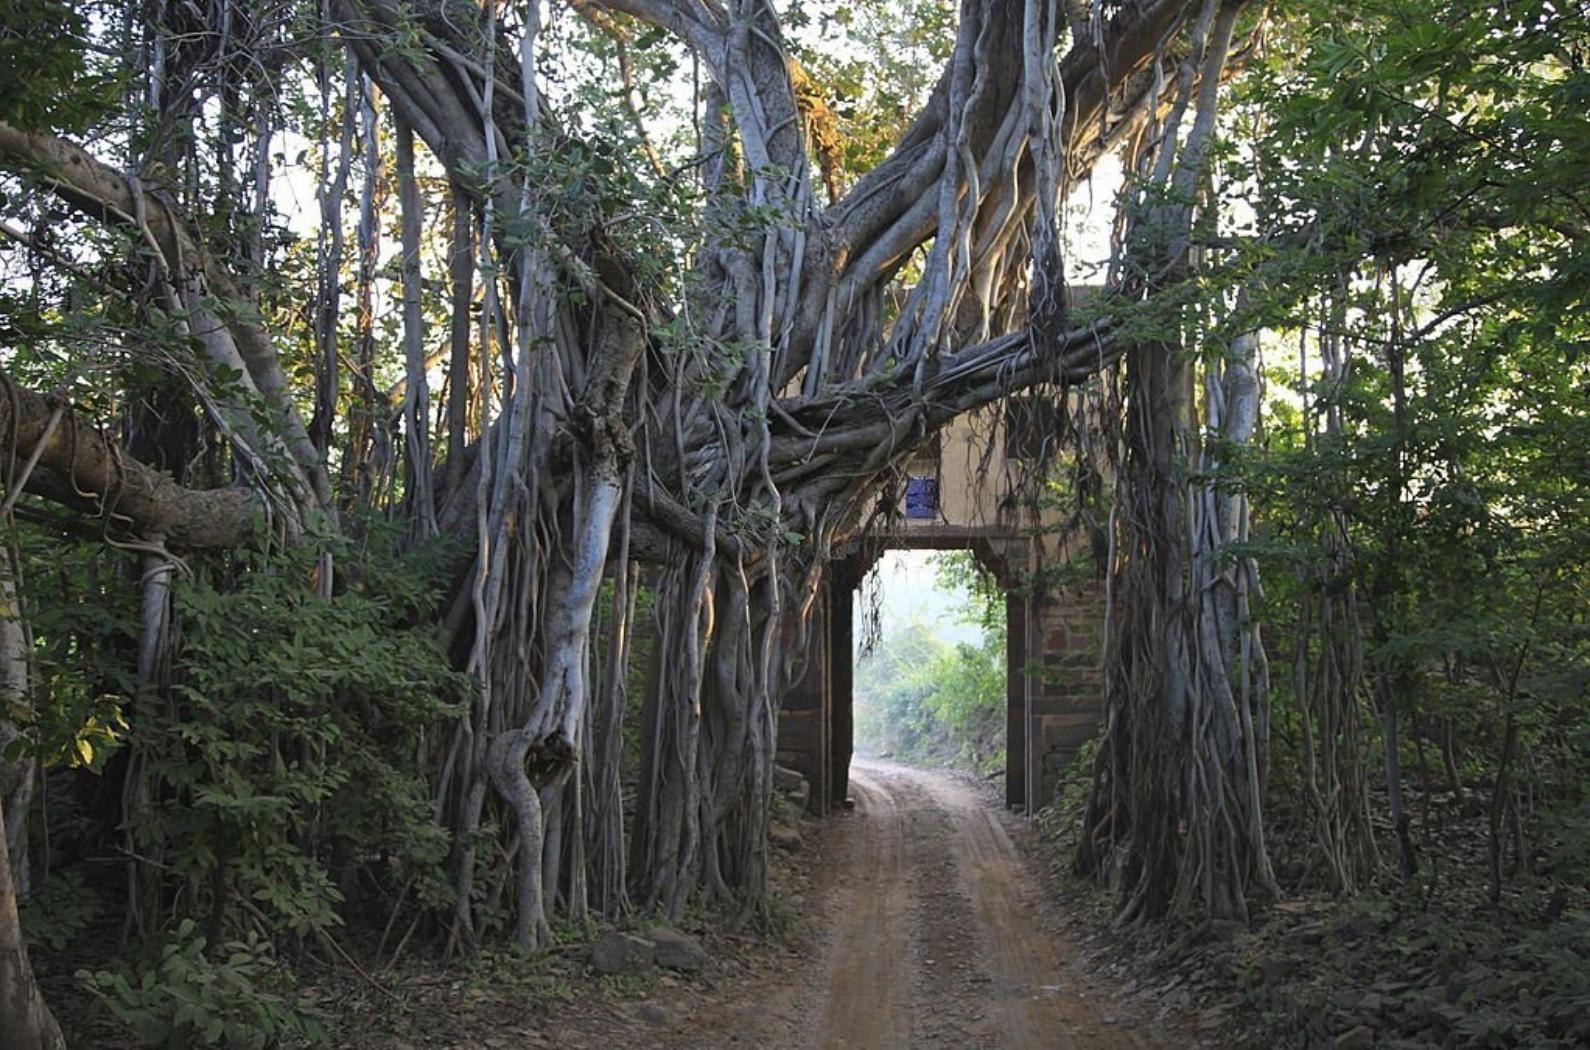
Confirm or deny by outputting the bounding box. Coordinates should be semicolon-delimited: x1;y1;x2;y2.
0;0;1240;955
1078;0;1276;924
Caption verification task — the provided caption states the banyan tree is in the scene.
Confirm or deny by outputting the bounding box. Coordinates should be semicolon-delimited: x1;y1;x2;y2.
0;1;1273;1042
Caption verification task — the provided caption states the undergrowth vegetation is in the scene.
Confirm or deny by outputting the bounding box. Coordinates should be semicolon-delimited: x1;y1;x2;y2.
13;525;470;1043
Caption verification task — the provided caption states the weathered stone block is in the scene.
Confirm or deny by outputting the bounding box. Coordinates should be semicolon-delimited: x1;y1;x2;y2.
592;931;656;975
769;822;803;850
648;927;706;972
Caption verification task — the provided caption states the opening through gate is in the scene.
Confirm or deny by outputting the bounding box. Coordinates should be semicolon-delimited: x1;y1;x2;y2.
851;550;1008;786
777;530;1039;815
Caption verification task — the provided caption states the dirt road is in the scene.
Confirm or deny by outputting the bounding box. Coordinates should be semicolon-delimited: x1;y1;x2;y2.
656;758;1164;1050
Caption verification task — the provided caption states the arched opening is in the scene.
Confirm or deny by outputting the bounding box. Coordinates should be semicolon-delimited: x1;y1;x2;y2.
778;527;1044;814
851;550;1008;784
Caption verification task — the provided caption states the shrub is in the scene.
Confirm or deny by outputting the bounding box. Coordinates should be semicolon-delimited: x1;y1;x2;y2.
80;919;328;1048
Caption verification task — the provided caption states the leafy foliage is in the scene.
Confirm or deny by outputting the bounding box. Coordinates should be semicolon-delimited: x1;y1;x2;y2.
80;919;328;1049
127;536;469;938
0;0;118;132
18;527;471;1041
1229;0;1590;864
18;870;99;952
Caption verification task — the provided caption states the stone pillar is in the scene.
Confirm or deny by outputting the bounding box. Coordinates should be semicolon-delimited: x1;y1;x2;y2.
1005;590;1028;810
1029;582;1107;806
777;585;831;814
828;569;854;807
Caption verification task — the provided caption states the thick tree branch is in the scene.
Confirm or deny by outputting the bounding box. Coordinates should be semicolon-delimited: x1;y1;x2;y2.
772;0;1208;391
577;0;725;67
0;375;255;548
0;122;331;516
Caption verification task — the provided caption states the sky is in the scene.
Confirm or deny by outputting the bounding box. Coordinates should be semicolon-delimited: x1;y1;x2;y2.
854;549;985;659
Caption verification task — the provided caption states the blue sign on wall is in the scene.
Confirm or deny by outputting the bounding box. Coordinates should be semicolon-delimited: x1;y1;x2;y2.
904;476;939;520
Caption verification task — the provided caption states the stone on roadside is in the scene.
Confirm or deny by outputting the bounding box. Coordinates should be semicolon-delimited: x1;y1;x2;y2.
768;822;803;850
772;766;811;808
772;764;805;793
1334;1025;1374;1050
649;927;706;972
592;931;656;975
633;1002;670;1025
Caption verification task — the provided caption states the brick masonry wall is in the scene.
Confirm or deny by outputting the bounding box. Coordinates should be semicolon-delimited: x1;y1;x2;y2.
1027;581;1106;808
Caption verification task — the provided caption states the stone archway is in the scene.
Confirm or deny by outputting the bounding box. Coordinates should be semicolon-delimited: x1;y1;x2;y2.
776;527;1106;816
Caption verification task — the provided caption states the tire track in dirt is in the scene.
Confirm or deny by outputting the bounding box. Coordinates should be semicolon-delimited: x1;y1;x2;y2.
804;759;1158;1049
882;764;1001;1047
648;758;1168;1049
810;767;911;1049
909;763;1153;1050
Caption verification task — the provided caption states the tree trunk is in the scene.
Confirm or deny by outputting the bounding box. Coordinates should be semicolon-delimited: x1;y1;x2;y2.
1381;678;1418;879
0;791;63;1050
0;555;33;902
1079;0;1271;924
0;559;62;1050
441;181;475;504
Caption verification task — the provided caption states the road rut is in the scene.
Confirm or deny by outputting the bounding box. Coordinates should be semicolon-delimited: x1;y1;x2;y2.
660;757;1164;1049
